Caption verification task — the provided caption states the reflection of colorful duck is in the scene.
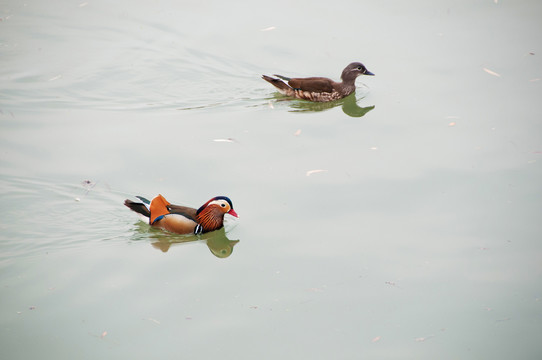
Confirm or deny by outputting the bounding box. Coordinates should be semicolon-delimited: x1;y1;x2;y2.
149;228;239;258
124;194;238;235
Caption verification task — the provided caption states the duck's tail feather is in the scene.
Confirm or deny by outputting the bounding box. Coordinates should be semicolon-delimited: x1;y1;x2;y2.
273;74;291;81
262;74;292;93
124;198;151;218
135;196;151;207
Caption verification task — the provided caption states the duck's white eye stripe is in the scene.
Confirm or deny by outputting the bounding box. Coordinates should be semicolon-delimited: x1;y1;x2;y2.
208;200;228;208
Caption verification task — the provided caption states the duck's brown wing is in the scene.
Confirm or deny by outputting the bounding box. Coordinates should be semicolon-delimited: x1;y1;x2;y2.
166;204;198;222
288;77;334;93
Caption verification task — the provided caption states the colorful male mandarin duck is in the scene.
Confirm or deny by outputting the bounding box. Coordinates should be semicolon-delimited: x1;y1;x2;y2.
262;62;374;102
124;194;238;235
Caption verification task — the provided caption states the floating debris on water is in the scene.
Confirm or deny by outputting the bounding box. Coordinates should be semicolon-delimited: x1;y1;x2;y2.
371;336;382;343
306;169;327;176
483;68;501;77
415;335;435;342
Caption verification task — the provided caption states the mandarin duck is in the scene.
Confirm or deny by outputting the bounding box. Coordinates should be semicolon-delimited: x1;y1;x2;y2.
124;194;238;235
262;62;374;102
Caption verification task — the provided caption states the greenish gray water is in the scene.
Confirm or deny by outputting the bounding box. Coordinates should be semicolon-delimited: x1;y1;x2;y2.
1;1;541;359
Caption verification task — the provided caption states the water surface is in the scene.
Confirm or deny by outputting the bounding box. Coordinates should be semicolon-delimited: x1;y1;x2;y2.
1;1;541;359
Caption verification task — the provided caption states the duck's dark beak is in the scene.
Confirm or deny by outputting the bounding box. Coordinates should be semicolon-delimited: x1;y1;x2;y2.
364;70;375;76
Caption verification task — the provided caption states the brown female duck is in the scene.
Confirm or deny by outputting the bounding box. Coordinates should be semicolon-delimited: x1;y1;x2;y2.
262;62;374;102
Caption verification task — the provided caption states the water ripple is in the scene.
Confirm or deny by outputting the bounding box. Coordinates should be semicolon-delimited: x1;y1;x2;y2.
0;175;131;263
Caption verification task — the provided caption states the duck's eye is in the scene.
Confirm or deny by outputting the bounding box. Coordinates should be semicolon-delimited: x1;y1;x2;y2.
220;203;226;207
357;66;363;71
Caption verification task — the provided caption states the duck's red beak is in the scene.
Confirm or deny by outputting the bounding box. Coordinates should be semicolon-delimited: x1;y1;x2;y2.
227;209;239;218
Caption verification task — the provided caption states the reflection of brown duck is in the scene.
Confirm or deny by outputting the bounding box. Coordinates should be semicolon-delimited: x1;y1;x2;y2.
150;228;239;258
124;194;238;235
262;62;374;102
285;93;375;118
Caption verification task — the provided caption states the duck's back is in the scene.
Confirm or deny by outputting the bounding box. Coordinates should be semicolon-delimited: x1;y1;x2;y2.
288;77;335;93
